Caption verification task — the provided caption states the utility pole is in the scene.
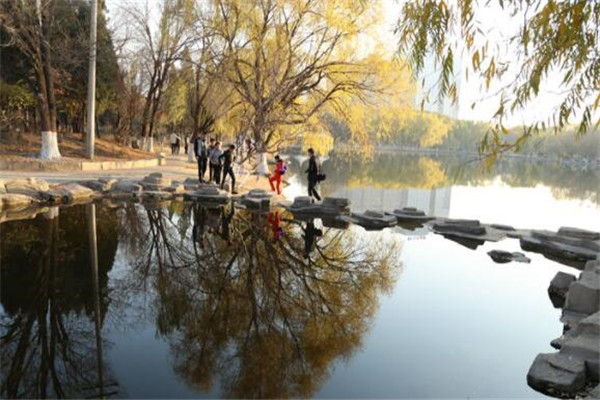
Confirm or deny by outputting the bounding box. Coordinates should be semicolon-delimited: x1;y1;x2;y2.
86;0;98;159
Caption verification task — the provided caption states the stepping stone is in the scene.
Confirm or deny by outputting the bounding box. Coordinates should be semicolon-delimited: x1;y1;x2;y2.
527;353;586;395
341;210;397;230
387;207;434;222
548;272;577;308
487;250;531;264
558;227;600;241
110;181;143;198
563;260;600;316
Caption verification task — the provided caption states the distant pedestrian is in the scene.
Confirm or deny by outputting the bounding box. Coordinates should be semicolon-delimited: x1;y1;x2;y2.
269;155;286;195
210;141;223;184
194;134;209;183
170;132;180;155
219;144;237;194
169;132;177;155
306;148;322;201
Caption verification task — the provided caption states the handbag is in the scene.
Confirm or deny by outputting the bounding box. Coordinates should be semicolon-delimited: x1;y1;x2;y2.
317;173;326;182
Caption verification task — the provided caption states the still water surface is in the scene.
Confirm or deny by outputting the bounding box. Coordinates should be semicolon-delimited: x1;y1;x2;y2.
1;154;599;398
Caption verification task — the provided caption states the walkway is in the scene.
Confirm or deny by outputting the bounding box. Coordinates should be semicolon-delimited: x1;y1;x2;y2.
0;155;198;183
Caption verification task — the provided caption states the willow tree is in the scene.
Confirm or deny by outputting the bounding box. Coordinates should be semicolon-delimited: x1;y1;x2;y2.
209;0;381;173
397;0;600;162
0;0;61;159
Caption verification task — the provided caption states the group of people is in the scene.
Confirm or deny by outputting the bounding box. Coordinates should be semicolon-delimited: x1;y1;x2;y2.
193;135;237;193
191;131;324;201
268;148;323;200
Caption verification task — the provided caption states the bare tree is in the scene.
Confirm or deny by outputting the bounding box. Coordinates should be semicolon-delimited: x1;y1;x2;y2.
120;0;195;152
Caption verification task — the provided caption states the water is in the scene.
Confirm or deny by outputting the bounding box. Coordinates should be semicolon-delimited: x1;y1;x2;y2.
1;154;599;399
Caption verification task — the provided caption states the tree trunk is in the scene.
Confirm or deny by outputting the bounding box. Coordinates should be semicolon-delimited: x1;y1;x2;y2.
36;63;61;160
37;0;61;160
142;136;154;152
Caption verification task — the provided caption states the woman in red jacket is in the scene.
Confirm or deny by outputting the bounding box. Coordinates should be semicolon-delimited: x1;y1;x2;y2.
269;155;286;195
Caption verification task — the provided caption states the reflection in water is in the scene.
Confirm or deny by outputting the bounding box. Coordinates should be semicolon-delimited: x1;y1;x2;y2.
0;205;119;398
286;153;599;204
1;202;402;398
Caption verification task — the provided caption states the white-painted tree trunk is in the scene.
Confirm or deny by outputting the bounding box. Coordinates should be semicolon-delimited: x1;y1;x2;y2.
142;136;154;152
40;131;61;160
256;151;269;175
43;207;59;219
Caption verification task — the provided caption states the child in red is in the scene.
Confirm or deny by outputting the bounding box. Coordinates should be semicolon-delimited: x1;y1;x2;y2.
269;155;285;195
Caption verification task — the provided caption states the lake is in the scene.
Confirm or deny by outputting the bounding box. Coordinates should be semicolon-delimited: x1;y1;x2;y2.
1;154;599;398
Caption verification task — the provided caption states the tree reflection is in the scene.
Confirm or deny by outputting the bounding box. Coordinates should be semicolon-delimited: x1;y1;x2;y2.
323;153;599;203
115;202;402;398
0;205;118;398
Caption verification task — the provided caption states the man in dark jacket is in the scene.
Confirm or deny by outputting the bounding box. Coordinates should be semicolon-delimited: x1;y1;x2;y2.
194;134;209;183
219;144;237;193
306;148;321;201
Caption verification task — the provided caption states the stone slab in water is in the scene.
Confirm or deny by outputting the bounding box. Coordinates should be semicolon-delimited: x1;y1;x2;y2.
490;224;516;231
433;221;486;236
531;230;600;252
50;183;95;203
584;384;600;399
341;211;397;230
563;260;600;316
520;235;598;266
0;193;38;210
141;191;172;200
558;227;600;241
80;179;117;193
5;178;50;199
527;352;586;395
292;196;312;207
110;181;143;196
548;272;577;308
322;197;350;207
487;250;531;264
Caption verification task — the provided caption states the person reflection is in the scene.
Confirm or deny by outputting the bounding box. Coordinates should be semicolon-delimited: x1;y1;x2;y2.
302;219;323;258
218;203;235;245
192;203;208;248
267;211;284;242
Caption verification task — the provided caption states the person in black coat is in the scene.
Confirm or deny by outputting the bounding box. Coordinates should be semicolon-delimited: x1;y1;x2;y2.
219;144;237;193
306;148;321;201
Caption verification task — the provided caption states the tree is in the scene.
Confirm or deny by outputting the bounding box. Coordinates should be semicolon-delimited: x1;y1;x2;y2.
121;0;195;152
209;0;382;173
1;0;61;159
396;0;600;163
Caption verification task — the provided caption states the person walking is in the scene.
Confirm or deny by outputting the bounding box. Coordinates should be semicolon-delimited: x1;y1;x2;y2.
170;132;179;155
210;141;223;184
194;134;209;183
306;148;321;201
207;138;216;181
269;155;286;195
219;144;237;194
